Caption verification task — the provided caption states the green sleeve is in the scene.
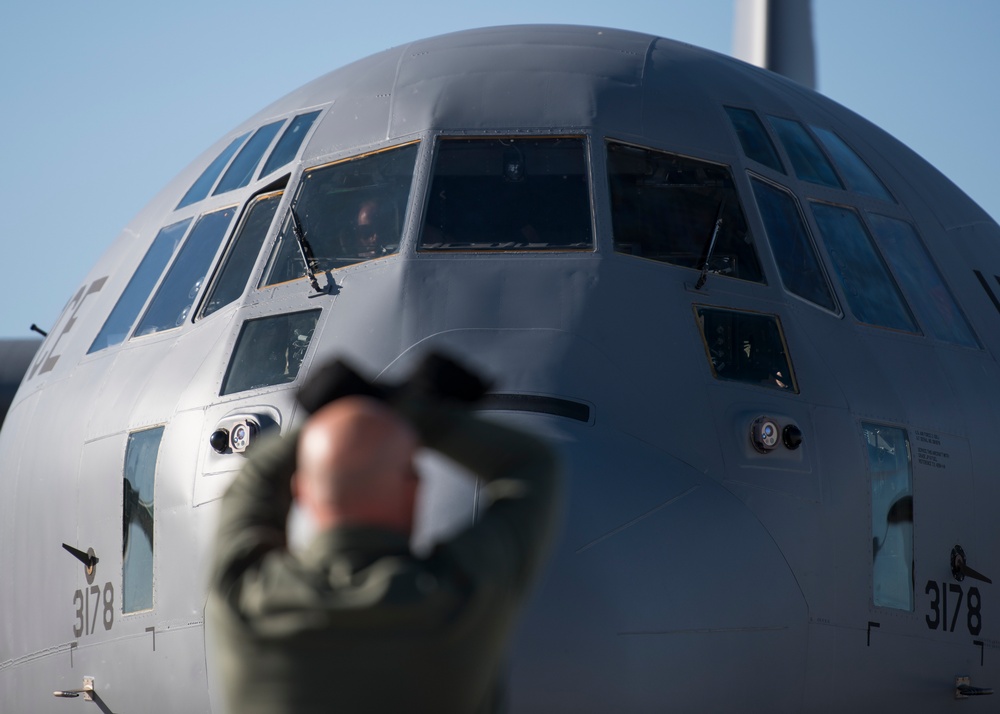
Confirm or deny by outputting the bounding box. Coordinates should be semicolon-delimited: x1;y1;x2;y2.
409;401;562;592
209;430;299;597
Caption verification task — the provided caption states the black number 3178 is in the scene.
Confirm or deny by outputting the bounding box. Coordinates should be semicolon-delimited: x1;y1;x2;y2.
925;580;981;636
72;582;114;637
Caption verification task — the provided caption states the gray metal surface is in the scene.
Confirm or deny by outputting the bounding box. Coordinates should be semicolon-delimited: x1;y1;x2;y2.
0;339;40;427
2;24;999;713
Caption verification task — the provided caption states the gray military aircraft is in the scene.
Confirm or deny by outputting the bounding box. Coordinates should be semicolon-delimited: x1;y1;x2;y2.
3;14;999;714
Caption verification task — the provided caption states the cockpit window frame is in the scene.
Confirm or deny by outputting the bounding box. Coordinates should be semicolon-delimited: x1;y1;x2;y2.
693;304;799;394
747;173;840;315
865;212;980;348
767;116;844;190
212;120;286;196
415;134;597;255
809;126;895;204
87;218;192;354
606;138;765;284
809;200;919;334
176;133;250;210
258;140;422;288
131;205;238;339
260;110;323;178
197;188;286;321
724;107;786;174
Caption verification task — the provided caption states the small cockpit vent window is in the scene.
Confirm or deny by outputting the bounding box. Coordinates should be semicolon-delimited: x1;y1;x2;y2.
750;179;837;311
261;111;321;177
88;219;191;353
213;121;285;195
811;127;893;202
220;309;320;396
811;203;916;332
867;214;978;347
695;306;797;392
609;141;763;283
725;107;784;173
176;133;250;210
419;137;593;252
133;207;236;336
768;117;843;189
123;426;163;614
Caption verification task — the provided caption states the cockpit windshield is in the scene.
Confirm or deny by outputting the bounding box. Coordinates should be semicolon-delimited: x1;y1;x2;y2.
608;141;763;283
260;142;419;286
418;137;593;251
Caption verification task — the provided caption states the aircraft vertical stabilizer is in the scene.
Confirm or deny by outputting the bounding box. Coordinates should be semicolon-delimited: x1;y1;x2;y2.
733;0;816;89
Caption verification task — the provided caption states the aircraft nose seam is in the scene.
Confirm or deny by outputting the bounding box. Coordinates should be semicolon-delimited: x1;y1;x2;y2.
575;485;700;554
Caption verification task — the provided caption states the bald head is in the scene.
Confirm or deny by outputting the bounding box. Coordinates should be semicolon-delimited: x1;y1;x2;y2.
295;397;419;533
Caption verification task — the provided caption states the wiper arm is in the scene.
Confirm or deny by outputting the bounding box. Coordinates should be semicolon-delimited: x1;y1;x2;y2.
695;195;727;290
287;205;325;294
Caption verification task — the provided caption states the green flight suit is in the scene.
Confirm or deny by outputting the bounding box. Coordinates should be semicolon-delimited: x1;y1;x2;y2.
207;400;560;714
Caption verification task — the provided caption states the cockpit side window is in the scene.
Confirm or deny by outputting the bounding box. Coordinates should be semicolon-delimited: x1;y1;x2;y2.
768;117;843;189
864;422;913;611
133;207;236;336
810;203;917;332
608;141;763;282
88;219;191;353
220;309;320;395
200;192;282;319
123;426;162;614
694;306;797;392
750;178;837;311
419;137;593;252
810;126;893;202
261;143;419;286
725;107;785;173
867;213;978;347
213;121;286;195
261;111;321;177
176;134;250;210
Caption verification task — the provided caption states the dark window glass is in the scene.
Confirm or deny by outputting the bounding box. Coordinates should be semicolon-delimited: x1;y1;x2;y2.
750;179;837;310
221;310;320;395
213;121;285;195
867;214;978;347
134;207;236;336
88;220;191;353
864;422;913;611
262;143;419;285
725;107;784;173
811;127;893;202
419;137;593;251
768;117;842;188
201;193;282;319
608;142;763;282
123;426;162;613
695;306;796;392
176;134;249;209
811;203;916;332
261;111;321;177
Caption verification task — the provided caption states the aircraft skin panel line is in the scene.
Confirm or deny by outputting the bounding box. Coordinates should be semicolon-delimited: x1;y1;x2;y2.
574;485;700;554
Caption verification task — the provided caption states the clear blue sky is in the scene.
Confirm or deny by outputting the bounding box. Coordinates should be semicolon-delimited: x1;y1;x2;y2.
1;0;998;337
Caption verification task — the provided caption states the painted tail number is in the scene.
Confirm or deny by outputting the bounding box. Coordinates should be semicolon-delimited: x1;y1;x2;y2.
925;580;982;636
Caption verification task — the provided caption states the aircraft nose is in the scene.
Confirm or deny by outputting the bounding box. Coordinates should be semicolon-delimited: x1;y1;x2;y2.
507;430;809;711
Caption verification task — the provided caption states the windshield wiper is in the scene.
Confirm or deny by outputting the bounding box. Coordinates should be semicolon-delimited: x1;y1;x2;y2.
695;195;727;290
287;205;325;294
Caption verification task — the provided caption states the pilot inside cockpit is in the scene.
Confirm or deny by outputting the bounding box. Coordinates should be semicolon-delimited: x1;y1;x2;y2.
342;198;392;260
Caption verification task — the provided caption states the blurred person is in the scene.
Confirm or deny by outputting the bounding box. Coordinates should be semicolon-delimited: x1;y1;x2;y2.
207;354;561;714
